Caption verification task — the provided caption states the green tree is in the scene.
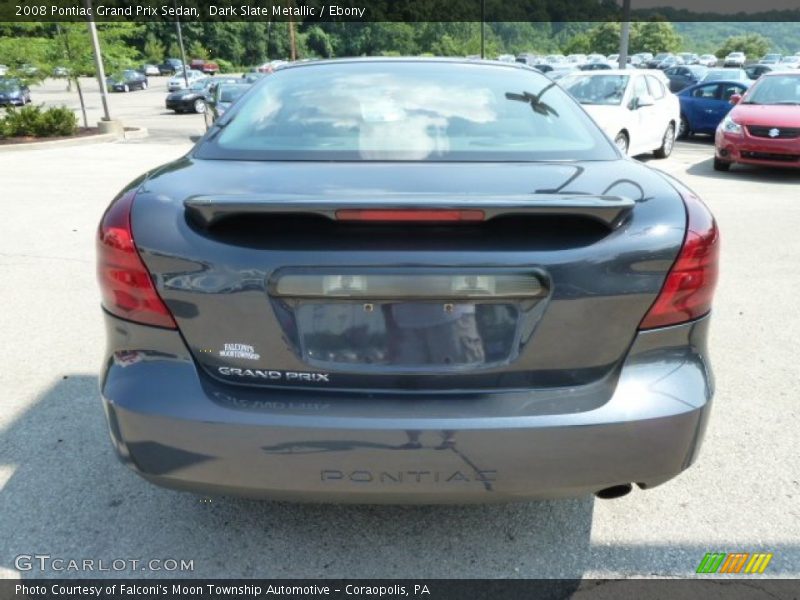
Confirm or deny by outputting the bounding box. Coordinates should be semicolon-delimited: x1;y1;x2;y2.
305;26;333;58
632;21;682;54
587;22;622;55
715;34;770;60
563;32;591;55
187;40;208;60
142;33;165;64
166;42;182;60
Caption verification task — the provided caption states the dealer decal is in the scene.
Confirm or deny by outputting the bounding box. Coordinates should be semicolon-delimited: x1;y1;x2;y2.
218;343;260;361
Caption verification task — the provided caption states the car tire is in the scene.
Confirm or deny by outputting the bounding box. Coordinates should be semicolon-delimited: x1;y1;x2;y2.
713;157;731;171
654;122;676;159
614;132;629;155
123;84;129;93
193;99;206;114
678;115;690;139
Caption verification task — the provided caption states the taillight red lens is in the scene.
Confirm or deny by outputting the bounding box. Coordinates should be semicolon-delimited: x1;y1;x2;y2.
97;189;176;329
639;191;719;330
335;209;485;222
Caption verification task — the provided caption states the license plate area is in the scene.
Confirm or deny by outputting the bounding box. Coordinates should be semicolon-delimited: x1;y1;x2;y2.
294;302;520;370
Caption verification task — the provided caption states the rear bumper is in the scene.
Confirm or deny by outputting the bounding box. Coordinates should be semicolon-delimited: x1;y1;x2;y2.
100;314;713;503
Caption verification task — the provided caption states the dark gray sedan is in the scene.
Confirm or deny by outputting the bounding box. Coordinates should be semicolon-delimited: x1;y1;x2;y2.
0;78;30;105
97;59;718;503
106;69;148;92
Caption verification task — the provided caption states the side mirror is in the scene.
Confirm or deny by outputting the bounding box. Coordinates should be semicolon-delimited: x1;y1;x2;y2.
636;94;655;108
729;93;742;105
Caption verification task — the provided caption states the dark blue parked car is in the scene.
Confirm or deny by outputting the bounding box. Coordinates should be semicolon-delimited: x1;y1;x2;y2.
677;79;751;138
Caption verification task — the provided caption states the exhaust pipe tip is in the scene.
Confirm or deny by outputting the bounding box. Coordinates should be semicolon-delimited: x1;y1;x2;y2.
595;483;633;500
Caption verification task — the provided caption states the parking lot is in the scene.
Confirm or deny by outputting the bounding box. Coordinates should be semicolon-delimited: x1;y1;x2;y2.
0;77;799;580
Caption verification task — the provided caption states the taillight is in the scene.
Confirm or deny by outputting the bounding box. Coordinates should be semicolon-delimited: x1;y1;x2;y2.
639;190;719;330
96;189;176;328
335;209;485;223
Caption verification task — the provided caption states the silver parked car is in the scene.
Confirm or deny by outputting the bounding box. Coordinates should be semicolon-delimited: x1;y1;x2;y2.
167;69;205;91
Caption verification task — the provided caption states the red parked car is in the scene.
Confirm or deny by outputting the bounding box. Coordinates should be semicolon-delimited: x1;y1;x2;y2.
190;58;219;75
715;72;800;171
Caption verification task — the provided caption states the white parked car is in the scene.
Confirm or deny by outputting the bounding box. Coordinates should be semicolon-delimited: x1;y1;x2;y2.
698;54;718;67
723;52;746;67
779;56;800;68
559;69;679;158
167;69;205;91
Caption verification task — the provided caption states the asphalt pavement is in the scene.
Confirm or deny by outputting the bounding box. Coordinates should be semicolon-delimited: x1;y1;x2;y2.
0;79;798;579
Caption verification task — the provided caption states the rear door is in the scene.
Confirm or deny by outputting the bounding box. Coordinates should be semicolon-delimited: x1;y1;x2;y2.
646;75;673;140
711;83;748;129
687;83;721;132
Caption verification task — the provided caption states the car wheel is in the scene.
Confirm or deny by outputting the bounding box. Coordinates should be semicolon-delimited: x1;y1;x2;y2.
713;157;731;171
123;84;129;93
614;132;629;155
654;123;676;158
193;99;207;114
677;115;690;139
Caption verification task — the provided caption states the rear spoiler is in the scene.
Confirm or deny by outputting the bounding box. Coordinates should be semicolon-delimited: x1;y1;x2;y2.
184;193;635;229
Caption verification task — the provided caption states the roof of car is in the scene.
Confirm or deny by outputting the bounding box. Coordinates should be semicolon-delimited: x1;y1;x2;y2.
682;79;751;89
761;70;800;77
562;68;662;76
273;56;544;74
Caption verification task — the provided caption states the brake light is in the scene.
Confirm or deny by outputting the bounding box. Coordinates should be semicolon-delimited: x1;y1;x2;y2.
639;191;719;330
96;189;176;328
335;209;485;222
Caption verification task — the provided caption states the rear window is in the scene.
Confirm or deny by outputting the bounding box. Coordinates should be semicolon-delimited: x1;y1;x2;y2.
195;61;616;162
219;85;248;102
560;74;629;105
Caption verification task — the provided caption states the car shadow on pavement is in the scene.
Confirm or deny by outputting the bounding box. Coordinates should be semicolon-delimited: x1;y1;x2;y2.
687;158;800;183
5;376;796;579
0;375;593;579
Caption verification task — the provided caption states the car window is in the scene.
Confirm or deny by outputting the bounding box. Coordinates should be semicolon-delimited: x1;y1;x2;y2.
560;74;629;105
692;84;720;99
218;85;249;103
633;76;648;99
197;62;618;162
646;76;666;99
743;75;800;105
720;84;745;101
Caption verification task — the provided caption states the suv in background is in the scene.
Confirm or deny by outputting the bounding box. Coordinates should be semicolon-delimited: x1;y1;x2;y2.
190;59;220;75
158;58;185;75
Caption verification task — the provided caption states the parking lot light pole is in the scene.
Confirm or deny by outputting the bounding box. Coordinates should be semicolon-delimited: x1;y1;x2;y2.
83;0;111;122
480;0;485;59
618;0;631;69
174;0;189;87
